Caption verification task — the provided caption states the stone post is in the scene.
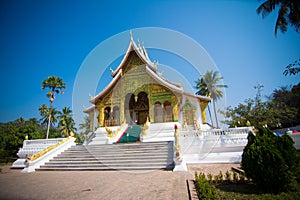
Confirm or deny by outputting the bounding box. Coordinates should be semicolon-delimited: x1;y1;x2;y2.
174;124;180;160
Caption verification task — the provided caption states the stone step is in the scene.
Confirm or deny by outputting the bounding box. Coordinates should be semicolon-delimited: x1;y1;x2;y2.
37;165;172;171
44;160;167;167
53;154;170;160
46;158;170;164
68;146;169;151
57;151;169;157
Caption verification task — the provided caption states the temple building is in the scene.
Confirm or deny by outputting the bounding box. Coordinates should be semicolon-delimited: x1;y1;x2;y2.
12;35;255;172
84;35;211;142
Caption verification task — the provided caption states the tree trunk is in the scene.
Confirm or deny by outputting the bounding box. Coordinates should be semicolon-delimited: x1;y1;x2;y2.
46;113;51;139
46;101;53;139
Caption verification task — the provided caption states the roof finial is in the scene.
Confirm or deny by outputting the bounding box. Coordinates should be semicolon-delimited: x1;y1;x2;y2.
110;67;114;74
138;39;141;50
130;30;133;41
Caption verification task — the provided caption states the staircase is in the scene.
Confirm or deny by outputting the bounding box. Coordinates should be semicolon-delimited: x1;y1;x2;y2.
37;141;174;171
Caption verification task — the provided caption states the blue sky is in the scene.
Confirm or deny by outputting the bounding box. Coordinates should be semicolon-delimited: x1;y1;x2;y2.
0;0;299;125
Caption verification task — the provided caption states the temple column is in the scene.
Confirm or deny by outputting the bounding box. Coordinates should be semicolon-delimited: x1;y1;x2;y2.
96;103;104;127
120;98;125;124
173;101;179;122
200;101;208;124
89;111;94;131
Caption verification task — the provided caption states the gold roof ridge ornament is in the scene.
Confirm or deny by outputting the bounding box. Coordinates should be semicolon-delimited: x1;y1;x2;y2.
130;30;133;41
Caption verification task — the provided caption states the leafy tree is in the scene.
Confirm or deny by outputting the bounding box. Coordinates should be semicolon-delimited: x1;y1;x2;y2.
0;118;55;162
222;83;299;129
41;76;66;139
241;127;299;193
195;70;227;128
58;107;76;136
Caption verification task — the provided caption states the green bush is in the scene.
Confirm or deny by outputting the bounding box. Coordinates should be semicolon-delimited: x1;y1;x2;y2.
225;171;231;182
239;173;246;183
241;126;299;193
207;173;213;184
233;171;239;183
195;172;219;200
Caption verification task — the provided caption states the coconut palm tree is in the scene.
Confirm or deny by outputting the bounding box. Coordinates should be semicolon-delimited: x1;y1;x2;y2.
58;107;76;136
38;104;60;127
79;116;91;134
195;71;227;128
257;0;300;36
41;76;66;139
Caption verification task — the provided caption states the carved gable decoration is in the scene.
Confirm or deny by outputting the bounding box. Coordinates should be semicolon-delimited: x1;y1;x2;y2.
182;99;196;111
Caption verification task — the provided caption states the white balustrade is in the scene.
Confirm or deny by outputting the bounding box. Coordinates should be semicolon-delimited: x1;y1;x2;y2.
11;137;70;169
21;137;76;173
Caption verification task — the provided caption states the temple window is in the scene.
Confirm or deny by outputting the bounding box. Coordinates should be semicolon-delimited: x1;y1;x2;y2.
164;100;173;122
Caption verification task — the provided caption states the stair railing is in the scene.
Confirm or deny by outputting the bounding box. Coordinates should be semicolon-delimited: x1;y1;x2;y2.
21;136;76;173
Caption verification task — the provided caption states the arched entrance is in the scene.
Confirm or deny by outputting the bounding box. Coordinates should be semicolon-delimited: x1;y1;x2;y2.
124;92;149;125
104;106;111;126
134;92;149;125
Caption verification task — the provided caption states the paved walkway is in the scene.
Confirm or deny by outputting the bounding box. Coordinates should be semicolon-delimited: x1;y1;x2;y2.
0;164;239;200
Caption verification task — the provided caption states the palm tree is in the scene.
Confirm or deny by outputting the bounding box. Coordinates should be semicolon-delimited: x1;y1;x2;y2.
257;0;300;36
58;107;76;136
38;104;60;127
41;76;66;139
79;116;91;134
195;71;227;128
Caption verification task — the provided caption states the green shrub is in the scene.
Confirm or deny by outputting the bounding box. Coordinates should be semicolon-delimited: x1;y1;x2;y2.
195;172;219;200
233;172;239;183
241;126;299;193
225;171;231;182
218;171;223;182
207;173;213;184
239;173;246;183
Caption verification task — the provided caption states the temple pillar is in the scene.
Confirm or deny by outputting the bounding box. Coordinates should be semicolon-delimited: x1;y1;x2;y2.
89;111;94;131
200;101;208;124
173;102;178;122
96;103;104;127
120;98;125;124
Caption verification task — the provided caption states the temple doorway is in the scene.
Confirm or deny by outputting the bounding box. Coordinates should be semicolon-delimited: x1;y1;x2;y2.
135;92;149;125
